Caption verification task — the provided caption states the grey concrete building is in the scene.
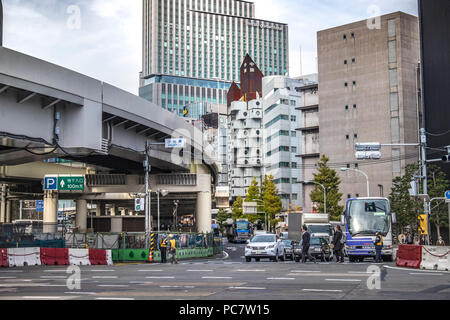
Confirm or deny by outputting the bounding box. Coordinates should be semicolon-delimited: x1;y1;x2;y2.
317;12;420;202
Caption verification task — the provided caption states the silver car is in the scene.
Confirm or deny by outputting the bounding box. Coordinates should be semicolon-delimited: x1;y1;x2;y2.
244;233;286;262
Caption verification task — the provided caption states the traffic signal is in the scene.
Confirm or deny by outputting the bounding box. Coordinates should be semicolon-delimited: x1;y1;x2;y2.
418;214;428;235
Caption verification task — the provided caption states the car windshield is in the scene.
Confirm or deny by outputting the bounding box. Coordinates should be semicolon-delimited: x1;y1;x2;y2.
308;225;332;235
348;199;390;236
251;235;276;243
310;238;322;245
235;222;249;230
282;240;292;247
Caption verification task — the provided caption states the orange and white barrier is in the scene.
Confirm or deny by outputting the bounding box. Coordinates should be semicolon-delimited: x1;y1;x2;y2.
420;246;450;271
68;248;91;266
7;248;41;267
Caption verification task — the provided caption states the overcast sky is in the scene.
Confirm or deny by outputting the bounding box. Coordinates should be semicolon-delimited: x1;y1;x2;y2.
3;0;418;95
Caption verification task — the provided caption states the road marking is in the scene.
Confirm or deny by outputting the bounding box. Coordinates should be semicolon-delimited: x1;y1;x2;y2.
267;277;296;280
383;265;447;273
160;285;196;288
325;279;361;282
236;269;265;272
96;284;127;288
0;277;16;279
187;270;214;272
44;270;67;273
88;270;115;272
96;298;135;300
302;289;343;293
290;270;321;273
64;292;96;295
228;287;266;290
92;276;118;279
409;272;444;276
202;276;232;279
22;296;62;299
40;276;67;279
138;269;163;272
348;271;371;274
129;281;154;284
0;271;23;273
145;276;175;279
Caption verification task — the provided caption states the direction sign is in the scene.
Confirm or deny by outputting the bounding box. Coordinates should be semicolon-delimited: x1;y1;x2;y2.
165;138;186;148
355;143;381;151
44;176;58;190
36;200;44;213
58;176;85;191
445;190;450;203
355;151;382;160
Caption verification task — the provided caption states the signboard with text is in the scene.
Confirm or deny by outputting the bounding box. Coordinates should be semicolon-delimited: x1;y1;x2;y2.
43;175;85;192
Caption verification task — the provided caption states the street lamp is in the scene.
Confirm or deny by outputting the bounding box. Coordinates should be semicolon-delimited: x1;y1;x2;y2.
340;167;370;197
304;181;327;214
156;189;169;233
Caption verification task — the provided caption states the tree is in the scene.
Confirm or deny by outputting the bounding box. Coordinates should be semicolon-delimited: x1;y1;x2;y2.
310;155;343;221
427;165;450;242
231;196;243;220
262;175;282;232
243;178;264;223
389;163;422;235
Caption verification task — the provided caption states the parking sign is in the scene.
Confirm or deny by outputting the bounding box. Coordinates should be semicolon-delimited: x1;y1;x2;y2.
44;176;58;190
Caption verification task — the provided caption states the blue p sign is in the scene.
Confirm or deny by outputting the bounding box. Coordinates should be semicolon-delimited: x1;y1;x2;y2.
44;177;58;191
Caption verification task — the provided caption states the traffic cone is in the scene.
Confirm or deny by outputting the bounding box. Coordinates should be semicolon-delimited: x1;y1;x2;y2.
148;250;153;263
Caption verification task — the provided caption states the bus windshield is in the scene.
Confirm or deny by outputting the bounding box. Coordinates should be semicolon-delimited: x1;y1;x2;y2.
347;199;390;236
235;222;249;230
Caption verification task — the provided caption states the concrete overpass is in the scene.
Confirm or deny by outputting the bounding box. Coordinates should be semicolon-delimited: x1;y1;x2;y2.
0;46;218;233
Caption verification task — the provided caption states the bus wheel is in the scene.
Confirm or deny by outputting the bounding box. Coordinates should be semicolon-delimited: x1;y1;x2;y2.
349;256;356;263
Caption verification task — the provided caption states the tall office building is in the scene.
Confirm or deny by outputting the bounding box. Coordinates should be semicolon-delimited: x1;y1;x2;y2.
261;76;303;212
140;0;289;117
317;12;420;202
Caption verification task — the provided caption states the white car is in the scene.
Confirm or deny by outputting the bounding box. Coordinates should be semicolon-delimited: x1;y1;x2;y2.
244;233;286;262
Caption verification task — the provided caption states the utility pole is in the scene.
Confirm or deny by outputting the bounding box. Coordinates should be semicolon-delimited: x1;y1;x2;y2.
420;128;431;245
144;141;151;250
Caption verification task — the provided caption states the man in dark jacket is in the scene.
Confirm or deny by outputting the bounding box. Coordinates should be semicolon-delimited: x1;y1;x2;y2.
332;225;344;263
301;225;316;263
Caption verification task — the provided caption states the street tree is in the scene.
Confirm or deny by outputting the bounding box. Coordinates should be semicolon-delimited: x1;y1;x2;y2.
389;163;422;235
427;164;450;242
310;155;343;221
231;196;243;220
262;175;282;232
216;208;231;233
243;178;263;223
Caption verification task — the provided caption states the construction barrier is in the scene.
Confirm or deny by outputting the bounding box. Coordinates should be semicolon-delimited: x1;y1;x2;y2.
105;250;113;266
7;248;41;267
0;248;8;267
420;246;450;271
89;249;107;265
111;247;214;262
68;249;91;266
396;244;422;269
40;248;69;265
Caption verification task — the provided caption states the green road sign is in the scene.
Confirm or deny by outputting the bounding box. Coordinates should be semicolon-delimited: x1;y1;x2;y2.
58;176;85;191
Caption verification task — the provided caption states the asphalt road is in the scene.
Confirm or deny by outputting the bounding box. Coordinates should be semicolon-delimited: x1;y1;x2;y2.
0;240;449;300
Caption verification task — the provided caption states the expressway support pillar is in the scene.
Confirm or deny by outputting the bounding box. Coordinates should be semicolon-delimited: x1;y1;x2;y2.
75;200;87;233
5;199;11;223
110;205;116;216
111;216;123;233
196;191;212;233
1;185;7;223
43;190;58;233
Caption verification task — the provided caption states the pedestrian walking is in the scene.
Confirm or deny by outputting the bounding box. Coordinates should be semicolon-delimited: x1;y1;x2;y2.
374;231;383;263
301;225;316;263
159;234;168;264
406;232;414;244
331;225;344;263
169;234;178;264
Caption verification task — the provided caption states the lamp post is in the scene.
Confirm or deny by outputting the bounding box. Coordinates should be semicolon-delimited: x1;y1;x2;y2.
340;167;370;197
304;181;327;214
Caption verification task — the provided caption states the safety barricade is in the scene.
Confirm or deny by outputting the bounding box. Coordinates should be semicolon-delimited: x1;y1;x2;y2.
105;250;113;266
396;244;422;269
68;248;91;266
89;249;107;265
420;246;450;271
40;248;69;265
7;248;41;267
0;248;8;267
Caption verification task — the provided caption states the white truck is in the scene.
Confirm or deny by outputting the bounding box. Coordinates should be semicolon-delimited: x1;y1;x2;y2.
288;213;333;243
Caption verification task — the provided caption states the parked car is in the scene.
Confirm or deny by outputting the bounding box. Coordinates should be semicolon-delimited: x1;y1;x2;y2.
293;237;333;262
244;233;285;262
279;232;289;239
282;239;294;260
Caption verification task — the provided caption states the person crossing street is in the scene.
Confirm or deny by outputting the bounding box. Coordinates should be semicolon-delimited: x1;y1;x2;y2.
301;225;316;263
332;225;345;263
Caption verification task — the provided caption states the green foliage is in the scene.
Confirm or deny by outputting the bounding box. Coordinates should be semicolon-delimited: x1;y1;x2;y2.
310;155;343;220
216;208;231;226
231;196;243;220
389;163;422;234
244;178;264;223
427;165;450;239
262;175;282;232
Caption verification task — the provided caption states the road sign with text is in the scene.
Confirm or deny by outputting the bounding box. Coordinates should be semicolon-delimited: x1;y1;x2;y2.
58;176;84;191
